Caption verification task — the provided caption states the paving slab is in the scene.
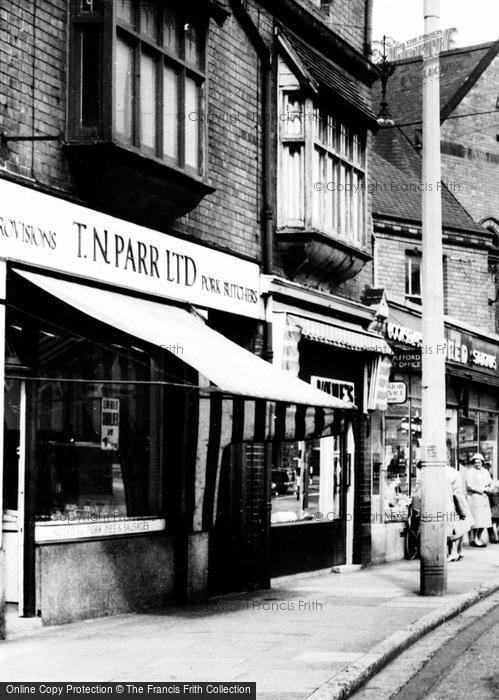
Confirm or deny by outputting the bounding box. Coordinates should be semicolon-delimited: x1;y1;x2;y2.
0;545;498;699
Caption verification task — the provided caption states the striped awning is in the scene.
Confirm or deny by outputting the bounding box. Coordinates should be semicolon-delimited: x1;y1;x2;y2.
15;269;353;530
288;314;392;355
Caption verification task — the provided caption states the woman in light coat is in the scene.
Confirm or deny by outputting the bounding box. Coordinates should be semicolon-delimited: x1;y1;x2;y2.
466;453;492;547
447;465;472;561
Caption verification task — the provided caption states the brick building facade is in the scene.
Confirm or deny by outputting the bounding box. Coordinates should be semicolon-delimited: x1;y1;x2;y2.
369;64;499;560
0;0;393;632
372;41;499;332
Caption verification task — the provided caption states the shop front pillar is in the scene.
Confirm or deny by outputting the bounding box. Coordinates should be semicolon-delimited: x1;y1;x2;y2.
186;531;209;602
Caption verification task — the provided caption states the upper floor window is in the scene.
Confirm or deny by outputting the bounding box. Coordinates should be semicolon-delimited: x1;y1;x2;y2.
405;253;422;304
278;89;367;247
69;0;206;175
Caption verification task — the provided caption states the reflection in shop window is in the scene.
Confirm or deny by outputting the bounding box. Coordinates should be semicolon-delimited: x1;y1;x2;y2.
458;410;497;479
271;437;342;524
35;377;162;522
5;305;164;523
384;404;420;521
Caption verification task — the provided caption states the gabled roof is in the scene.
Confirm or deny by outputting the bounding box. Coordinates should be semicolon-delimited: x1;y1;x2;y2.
371;127;485;234
278;27;378;125
372;40;499;130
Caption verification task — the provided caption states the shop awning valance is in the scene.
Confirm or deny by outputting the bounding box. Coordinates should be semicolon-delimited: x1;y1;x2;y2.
288;314;392;355
16;269;351;410
15;269;354;530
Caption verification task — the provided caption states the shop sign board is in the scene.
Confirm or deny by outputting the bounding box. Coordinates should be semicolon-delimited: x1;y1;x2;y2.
311;376;355;404
387;381;407;404
0;178;262;319
35;517;166;543
392;348;422;372
386;321;498;377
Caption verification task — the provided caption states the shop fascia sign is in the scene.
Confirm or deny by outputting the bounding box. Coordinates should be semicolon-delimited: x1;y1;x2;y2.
0;178;262;319
386;322;498;373
311;376;355;404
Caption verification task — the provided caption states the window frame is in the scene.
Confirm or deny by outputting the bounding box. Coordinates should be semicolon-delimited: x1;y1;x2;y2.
68;0;207;177
405;252;422;304
278;87;367;247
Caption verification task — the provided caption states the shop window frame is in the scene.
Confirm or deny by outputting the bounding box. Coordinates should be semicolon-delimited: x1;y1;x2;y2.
67;0;207;178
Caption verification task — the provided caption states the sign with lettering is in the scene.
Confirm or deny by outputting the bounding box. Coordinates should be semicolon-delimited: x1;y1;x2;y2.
0;179;261;318
387;381;407;404
101;398;120;451
387;27;457;61
35;517;166;543
386;319;498;377
392;348;422;372
311;376;355;404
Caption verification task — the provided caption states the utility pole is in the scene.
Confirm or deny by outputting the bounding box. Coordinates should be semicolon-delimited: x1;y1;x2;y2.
420;0;448;595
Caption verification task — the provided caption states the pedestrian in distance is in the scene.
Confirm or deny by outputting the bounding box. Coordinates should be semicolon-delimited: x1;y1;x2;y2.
465;453;493;547
446;464;470;562
484;464;499;544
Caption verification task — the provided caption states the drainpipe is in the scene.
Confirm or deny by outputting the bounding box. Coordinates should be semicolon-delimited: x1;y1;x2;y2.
230;0;274;589
364;0;374;58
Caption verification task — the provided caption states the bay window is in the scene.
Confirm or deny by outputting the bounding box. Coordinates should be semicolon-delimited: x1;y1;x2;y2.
69;0;206;175
279;90;367;247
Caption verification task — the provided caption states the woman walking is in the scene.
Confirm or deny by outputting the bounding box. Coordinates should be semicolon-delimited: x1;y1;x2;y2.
447;464;471;561
466;453;492;547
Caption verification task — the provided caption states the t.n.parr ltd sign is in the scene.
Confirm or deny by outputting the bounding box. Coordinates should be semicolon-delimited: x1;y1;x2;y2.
0;179;261;319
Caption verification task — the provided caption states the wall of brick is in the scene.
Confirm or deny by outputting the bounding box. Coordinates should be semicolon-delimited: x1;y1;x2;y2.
375;230;495;333
0;0;377;587
306;0;367;55
0;0;71;188
0;1;267;262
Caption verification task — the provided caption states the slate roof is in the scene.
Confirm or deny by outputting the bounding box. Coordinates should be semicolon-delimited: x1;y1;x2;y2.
372;41;499;131
280;28;378;124
371;127;485;234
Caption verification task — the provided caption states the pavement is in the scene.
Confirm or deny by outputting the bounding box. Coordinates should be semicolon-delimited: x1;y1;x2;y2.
1;545;499;699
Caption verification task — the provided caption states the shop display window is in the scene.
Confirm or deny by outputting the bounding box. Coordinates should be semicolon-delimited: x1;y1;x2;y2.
384;404;417;522
4;289;167;525
382;374;460;522
270;436;342;524
34;375;162;522
458;410;498;479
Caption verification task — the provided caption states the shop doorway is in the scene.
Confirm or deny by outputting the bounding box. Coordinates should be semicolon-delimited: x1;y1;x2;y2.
270;430;352;577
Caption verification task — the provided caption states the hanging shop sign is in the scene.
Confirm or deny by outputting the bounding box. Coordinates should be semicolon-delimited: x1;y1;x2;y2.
366;356;392;411
387;381;407;404
392;348;422;372
311;376;355;404
0;179;261;319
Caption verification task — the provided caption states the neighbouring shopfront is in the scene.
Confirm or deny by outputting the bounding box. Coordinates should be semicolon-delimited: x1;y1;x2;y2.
268;293;392;576
372;302;499;563
1;178;354;626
